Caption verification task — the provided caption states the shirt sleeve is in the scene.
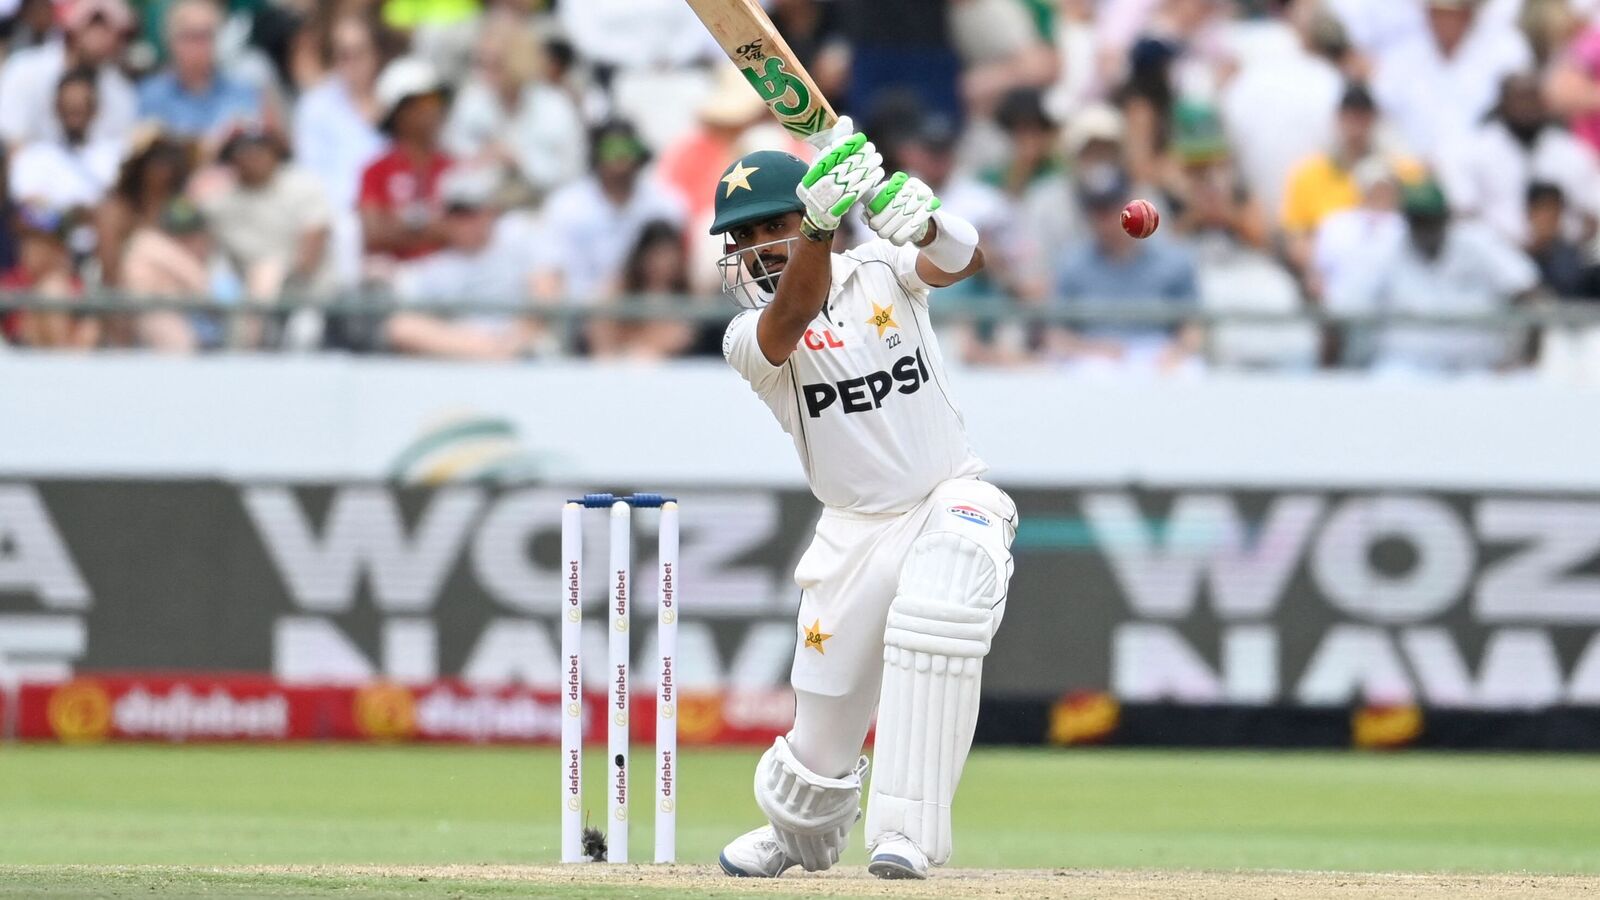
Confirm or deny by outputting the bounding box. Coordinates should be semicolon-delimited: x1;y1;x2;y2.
290;172;333;230
722;309;786;394
0;57;32;144
1472;228;1539;296
1280;161;1317;233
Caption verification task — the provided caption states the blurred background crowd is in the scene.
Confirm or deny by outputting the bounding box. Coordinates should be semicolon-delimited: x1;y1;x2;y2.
1;0;1598;374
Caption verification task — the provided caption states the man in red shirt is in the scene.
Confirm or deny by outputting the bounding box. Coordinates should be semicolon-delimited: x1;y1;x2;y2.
358;57;453;263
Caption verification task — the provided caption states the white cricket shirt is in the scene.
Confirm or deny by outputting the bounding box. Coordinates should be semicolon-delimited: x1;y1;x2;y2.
723;239;987;514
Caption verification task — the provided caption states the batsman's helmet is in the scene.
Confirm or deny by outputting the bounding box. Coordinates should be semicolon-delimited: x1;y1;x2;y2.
708;150;808;235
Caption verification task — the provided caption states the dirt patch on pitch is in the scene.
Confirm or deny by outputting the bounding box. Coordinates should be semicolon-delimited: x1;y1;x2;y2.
234;864;1600;898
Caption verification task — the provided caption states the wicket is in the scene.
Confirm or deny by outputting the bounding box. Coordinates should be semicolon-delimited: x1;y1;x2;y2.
561;493;678;864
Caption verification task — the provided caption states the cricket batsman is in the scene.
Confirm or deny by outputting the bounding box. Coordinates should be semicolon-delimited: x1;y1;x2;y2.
712;117;1017;880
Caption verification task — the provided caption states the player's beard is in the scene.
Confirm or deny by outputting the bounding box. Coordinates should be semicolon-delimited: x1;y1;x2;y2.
750;251;786;293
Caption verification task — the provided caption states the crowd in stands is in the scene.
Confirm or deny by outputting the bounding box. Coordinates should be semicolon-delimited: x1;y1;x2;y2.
1;0;1598;375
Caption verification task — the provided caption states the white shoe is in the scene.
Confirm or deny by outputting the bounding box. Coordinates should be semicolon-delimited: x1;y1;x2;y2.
867;832;930;880
718;825;798;878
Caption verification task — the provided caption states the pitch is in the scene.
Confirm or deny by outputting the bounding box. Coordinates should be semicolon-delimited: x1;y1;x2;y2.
2;745;1598;898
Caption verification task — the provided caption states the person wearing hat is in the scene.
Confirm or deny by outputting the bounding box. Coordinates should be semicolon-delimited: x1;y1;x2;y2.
358;56;454;262
1164;99;1270;251
530;119;685;303
710;117;1007;884
1327;177;1539;373
387;164;545;360
1010;102;1131;302
1052;161;1201;371
0;0;137;150
201;124;336;302
136;0;264;140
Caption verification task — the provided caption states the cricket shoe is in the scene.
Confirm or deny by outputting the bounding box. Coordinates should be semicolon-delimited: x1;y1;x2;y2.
867;832;929;880
718;825;798;878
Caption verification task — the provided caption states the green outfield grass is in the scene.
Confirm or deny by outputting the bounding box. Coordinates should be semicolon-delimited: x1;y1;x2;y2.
2;745;1598;896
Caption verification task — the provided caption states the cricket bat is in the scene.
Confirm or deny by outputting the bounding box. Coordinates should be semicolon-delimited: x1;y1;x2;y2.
684;0;839;139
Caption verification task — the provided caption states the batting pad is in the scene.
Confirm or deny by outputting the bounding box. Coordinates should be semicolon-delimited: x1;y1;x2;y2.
868;530;999;865
754;736;869;872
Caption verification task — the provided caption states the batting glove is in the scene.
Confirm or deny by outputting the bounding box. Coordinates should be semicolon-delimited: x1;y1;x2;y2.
796;129;885;236
864;172;941;246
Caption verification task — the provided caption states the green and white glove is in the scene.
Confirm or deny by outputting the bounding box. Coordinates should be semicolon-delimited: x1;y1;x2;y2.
865;172;941;246
796;124;885;238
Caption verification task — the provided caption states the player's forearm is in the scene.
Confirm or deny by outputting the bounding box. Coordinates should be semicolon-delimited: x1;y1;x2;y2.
757;235;832;364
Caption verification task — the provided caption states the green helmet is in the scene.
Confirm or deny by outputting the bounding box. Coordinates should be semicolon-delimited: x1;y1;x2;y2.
708;150;808;235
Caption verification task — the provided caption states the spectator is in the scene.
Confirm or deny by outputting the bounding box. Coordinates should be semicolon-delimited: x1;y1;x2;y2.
1329;178;1540;374
531;120;685;304
442;22;585;204
8;68;123;216
1371;0;1533;163
95;134;193;286
1163;100;1269;252
1220;0;1346;215
387;165;543;360
0;0;137;150
1015;103;1133;301
901;113;1014;290
137;0;265;141
292;12;390;212
1050;163;1201;374
1525;182;1600;299
1281;83;1413;278
0;205;99;349
1438;71;1600;246
1114;4;1234;190
771;0;850;102
899;112;1030;365
2;0;60;55
556;0;716;71
589;220;707;361
1544;7;1600;158
1310;156;1406;304
118;198;239;351
359;56;454;265
948;0;1059;121
982;87;1061;200
1173;115;1314;370
199;125;335;301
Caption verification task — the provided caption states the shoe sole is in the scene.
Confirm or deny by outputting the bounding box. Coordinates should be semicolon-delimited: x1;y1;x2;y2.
868;854;927;880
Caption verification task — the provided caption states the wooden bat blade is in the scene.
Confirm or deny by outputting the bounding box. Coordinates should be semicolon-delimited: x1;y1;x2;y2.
684;0;838;138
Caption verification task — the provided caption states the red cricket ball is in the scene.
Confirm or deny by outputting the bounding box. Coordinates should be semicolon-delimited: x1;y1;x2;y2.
1121;199;1160;239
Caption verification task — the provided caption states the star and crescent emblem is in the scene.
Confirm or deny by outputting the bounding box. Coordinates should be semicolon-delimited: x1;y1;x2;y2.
721;162;760;197
866;302;899;338
803;619;833;654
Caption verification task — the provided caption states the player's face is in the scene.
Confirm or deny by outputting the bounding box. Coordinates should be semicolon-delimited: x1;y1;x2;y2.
727;212;802;291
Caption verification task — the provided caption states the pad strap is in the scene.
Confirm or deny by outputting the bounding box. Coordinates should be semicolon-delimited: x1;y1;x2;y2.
755;736;868;872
